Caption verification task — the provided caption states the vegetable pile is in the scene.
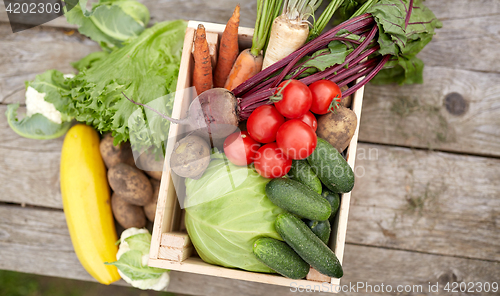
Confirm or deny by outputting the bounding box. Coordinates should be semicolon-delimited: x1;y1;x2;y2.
156;0;440;281
6;0;442;285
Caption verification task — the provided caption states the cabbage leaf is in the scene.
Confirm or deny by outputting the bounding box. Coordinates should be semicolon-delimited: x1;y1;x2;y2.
184;155;285;273
64;0;150;51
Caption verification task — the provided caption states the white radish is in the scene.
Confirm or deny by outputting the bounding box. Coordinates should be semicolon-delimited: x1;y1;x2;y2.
262;15;309;69
262;0;322;69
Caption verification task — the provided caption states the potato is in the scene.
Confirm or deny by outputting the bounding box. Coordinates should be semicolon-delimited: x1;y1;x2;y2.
317;106;357;153
111;192;146;229
108;163;153;206
340;85;352;108
144;179;160;222
99;133;135;169
135;149;163;180
170;135;211;179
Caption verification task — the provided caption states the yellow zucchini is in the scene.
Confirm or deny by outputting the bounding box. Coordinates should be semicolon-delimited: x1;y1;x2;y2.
60;124;120;285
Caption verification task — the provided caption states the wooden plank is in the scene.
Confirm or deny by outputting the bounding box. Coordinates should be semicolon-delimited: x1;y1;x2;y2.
0;23;100;104
0;106;64;208
418;1;500;73
360;66;500;157
348;143;500;261
0;0;258;28
1;204;498;296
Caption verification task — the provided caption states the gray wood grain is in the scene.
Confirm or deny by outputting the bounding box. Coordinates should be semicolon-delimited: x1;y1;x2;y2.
418;0;500;73
0;0;257;29
0;105;64;208
359;66;500;157
1;204;498;296
348;143;500;261
0;23;100;104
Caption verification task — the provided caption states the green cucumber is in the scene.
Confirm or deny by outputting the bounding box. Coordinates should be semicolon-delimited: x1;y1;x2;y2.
304;219;331;244
322;189;340;220
253;237;309;279
276;213;343;278
307;138;355;193
289;159;322;194
266;178;331;221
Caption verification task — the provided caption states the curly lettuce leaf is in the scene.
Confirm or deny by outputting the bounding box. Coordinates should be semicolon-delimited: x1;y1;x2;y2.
6;104;71;140
185;156;285;273
62;20;186;150
71;51;109;72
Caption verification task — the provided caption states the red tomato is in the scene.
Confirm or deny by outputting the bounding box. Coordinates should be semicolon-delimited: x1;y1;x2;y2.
276;120;317;160
253;143;292;178
247;105;285;143
308;80;342;114
290;111;317;132
274;80;312;119
223;131;261;166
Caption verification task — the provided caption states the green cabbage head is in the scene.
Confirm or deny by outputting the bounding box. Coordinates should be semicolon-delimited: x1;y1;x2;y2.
184;154;284;273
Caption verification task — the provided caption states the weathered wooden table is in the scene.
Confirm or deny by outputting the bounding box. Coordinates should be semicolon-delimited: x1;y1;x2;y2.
1;1;499;295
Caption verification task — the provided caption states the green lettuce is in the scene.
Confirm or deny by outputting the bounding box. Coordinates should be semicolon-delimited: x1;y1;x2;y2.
184;154;285;273
71;51;109;72
61;20;186;150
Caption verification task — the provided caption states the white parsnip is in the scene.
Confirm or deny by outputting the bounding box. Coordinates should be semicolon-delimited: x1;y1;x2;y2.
262;15;309;69
262;0;322;69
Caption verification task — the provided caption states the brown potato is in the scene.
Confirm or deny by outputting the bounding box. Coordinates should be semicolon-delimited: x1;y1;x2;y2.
170;135;211;179
317;106;357;153
135;149;163;180
99;133;135;169
111;192;146;229
340;85;352;108
108;163;153;206
144;178;160;222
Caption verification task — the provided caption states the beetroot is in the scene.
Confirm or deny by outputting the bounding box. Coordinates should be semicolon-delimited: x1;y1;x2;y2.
123;88;239;141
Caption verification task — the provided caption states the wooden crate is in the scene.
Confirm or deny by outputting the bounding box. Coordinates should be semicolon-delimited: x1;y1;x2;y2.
149;20;365;292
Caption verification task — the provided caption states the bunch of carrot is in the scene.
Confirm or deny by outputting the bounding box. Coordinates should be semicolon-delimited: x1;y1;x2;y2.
192;5;241;95
192;1;282;95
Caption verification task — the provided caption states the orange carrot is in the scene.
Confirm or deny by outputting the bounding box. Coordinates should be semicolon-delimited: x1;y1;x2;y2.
222;0;281;90
224;49;263;91
193;24;213;95
213;5;240;88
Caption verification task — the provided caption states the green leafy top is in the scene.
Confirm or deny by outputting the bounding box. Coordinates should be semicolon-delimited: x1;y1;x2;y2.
369;0;442;84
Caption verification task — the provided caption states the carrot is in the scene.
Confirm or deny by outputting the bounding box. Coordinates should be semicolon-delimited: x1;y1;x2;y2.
224;49;263;90
223;0;282;91
193;24;213;95
213;5;240;88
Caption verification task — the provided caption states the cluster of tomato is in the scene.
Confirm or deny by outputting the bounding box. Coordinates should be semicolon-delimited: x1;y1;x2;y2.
223;79;342;179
